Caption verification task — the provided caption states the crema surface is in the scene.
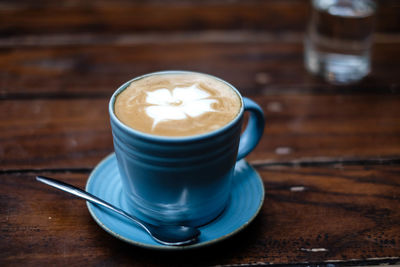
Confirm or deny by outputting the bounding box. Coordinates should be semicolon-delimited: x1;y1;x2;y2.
114;73;242;137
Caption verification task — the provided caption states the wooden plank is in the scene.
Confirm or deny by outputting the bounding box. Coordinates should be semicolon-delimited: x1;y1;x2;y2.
1;165;399;265
0;42;399;98
248;93;400;163
253;165;400;264
0;93;399;170
0;0;309;35
0;0;398;35
0;99;113;170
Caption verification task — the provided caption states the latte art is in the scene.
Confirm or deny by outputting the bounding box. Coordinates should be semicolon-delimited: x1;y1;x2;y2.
114;73;241;137
145;84;217;129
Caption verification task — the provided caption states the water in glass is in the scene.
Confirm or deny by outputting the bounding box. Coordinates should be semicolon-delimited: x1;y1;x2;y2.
304;0;376;84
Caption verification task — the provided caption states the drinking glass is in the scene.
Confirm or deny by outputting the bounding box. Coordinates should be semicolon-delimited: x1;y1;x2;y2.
304;0;376;84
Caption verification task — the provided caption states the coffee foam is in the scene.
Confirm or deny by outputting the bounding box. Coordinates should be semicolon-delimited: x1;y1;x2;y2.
114;73;241;137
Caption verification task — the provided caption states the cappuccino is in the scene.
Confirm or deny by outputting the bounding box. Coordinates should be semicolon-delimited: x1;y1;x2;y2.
114;72;242;137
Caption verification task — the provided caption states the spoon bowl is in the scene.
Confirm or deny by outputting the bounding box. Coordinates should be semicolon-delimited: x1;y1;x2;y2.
36;175;200;246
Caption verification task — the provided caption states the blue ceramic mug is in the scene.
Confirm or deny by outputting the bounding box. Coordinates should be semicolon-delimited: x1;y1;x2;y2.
109;71;264;226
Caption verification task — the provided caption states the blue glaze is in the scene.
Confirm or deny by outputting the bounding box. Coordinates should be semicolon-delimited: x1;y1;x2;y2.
109;71;264;226
237;98;266;160
85;154;265;250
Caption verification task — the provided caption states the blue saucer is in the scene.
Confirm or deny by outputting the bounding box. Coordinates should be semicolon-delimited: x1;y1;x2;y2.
85;153;265;250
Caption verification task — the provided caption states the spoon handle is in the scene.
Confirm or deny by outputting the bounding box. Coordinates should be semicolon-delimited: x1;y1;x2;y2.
36;175;149;232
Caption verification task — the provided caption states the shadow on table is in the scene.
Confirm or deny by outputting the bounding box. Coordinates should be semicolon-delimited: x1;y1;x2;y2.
94;214;266;266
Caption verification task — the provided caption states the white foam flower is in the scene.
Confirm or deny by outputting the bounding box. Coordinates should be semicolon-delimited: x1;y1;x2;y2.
145;84;217;128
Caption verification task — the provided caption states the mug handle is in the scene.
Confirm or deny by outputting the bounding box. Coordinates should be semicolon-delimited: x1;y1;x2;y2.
237;97;265;161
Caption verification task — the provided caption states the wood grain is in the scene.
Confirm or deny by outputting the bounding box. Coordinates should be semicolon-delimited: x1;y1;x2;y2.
0;42;399;99
1;165;399;265
0;93;399;170
0;0;399;35
0;99;113;170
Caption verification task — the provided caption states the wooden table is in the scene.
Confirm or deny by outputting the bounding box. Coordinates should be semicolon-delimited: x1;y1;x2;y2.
1;1;400;266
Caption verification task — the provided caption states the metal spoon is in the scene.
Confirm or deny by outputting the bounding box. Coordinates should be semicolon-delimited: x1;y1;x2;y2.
36;175;200;246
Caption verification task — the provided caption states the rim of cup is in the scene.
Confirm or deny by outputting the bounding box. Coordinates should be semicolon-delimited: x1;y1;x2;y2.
109;70;245;142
